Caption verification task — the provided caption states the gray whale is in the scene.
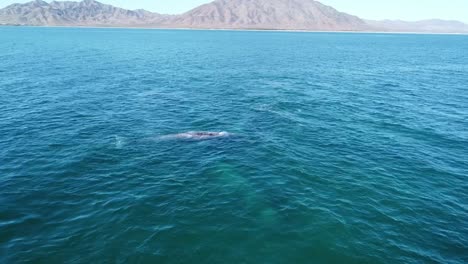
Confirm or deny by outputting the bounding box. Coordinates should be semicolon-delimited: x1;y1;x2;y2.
159;131;230;140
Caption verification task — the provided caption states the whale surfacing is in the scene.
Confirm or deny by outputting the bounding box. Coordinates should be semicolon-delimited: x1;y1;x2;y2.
159;131;230;140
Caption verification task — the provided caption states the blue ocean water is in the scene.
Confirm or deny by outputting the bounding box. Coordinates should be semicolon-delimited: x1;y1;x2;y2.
0;27;467;263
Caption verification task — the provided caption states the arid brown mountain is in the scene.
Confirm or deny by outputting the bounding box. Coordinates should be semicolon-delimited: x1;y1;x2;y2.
168;0;367;30
1;0;367;30
0;0;167;26
1;0;467;33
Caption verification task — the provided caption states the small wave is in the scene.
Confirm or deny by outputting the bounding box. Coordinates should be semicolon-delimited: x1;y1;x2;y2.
381;83;400;88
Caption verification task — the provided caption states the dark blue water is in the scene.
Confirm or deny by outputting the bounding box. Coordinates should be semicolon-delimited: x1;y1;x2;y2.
1;27;467;264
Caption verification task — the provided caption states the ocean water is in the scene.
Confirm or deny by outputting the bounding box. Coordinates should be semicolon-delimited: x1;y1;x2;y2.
0;27;467;264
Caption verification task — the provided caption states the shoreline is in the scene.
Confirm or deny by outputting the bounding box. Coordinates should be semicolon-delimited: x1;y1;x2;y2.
1;24;467;35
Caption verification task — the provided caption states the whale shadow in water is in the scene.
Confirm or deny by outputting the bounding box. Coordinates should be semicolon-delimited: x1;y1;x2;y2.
209;162;280;226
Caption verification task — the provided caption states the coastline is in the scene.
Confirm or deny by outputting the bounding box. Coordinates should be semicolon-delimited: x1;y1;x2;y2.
1;24;467;35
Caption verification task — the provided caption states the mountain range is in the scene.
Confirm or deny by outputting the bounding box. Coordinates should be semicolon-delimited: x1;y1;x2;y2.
1;0;467;33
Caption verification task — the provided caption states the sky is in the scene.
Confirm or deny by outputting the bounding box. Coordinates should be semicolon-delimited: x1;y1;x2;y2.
1;0;467;23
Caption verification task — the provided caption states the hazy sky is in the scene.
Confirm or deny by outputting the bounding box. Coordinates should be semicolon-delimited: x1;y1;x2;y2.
1;0;467;23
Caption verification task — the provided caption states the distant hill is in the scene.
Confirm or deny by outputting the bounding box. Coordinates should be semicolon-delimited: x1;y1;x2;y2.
1;0;467;33
367;19;468;33
167;0;368;30
0;0;166;26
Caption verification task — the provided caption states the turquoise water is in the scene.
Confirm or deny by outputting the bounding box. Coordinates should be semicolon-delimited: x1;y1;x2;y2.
0;27;467;263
